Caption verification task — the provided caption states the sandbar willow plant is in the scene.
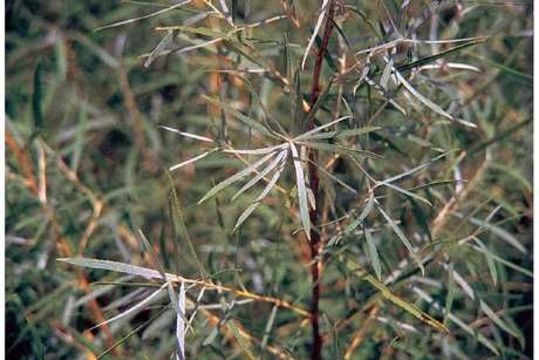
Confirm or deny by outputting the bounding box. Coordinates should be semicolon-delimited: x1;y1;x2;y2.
56;0;532;359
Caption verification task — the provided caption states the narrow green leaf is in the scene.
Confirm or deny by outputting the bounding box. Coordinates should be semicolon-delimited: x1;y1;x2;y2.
231;148;288;201
305;126;381;141
376;204;424;274
364;227;382;281
144;30;176;68
413;287;499;355
233;203;260;231
480;301;525;349
294;115;351;141
396;39;486;74
382;153;447;184
198;151;277;204
201;95;278;138
342;255;448;334
377;181;432;206
58;257;178;282
408;197;433;241
290;142;311;240
467;243;532;278
170;150;215;171
444;263;456;326
301;0;330;70
176;282;186;360
95;0;192;31
392;67;476;128
89;283;167;331
32;60;45;134
226;321;257;360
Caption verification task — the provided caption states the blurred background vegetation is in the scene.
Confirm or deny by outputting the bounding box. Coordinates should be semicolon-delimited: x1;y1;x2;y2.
5;0;533;359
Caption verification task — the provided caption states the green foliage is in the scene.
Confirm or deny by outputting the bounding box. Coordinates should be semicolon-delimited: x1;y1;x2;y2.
6;0;532;359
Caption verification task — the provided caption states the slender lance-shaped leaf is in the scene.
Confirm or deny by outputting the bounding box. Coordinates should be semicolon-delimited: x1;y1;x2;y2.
466;243;533;278
232;153;288;231
381;153;448;184
298;141;380;157
32;60;45;135
305;126;382;140
160;125;215;143
144;30;175;68
201;95;279;139
255;153;288;202
396;38;486;74
232;148;288;201
58;257;175;281
449;266;525;347
364;227;382;281
95;0;192;31
89;283;167;331
290;142;311;240
341;255;449;334
198;151;277;204
412;287;499;355
233;203;260;231
176;282;186;360
392;67;476;128
480;301;525;349
376;181;432;206
456;213;527;254
223;143;287;155
294;115;352;141
380;58;393;90
376;204;425;274
473;237;498;286
301;0;329;70
170;150;216;171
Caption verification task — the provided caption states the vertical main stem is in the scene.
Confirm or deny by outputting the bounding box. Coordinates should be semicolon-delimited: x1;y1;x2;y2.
307;2;335;359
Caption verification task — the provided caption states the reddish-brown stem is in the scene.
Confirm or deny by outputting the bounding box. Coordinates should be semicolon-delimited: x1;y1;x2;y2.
307;2;335;359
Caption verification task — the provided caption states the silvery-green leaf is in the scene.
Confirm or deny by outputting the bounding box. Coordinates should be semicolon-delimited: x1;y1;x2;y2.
170;150;215;171
300;0;330;70
90;283;167;331
160;125;215;143
232;148;288;201
176;282;186;360
364;227;382;281
290;142;311;240
376;204;424;274
294;115;352;141
233;203;260;231
198;151;277;204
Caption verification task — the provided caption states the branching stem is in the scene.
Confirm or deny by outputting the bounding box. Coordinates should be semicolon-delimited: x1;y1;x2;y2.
307;2;335;359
